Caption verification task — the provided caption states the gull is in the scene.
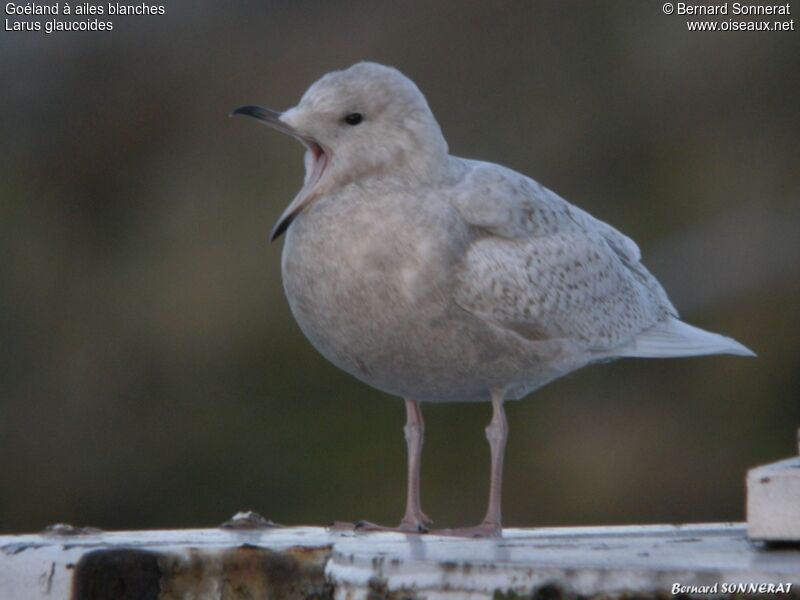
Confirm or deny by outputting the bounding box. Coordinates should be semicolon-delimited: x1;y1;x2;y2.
232;62;754;537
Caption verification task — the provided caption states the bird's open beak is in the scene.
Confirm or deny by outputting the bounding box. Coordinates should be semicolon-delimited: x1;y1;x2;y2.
231;105;329;241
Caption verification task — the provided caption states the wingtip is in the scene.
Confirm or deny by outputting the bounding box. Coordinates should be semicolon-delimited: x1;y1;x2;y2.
717;332;757;358
615;318;757;360
731;341;757;358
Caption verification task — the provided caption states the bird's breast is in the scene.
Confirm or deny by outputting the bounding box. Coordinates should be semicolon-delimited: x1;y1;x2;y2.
282;189;461;329
277;186;479;399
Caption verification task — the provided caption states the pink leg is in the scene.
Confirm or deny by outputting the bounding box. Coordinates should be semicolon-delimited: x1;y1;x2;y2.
353;399;431;534
433;389;507;538
399;398;431;531
481;390;508;532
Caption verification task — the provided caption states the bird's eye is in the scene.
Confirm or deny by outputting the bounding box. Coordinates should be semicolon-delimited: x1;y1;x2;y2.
344;112;363;126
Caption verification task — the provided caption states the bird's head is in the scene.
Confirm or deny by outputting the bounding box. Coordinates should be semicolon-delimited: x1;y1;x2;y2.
232;62;448;241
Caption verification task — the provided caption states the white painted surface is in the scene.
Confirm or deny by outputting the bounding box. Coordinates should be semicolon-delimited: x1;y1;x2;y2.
2;523;799;599
0;526;335;599
328;523;800;599
747;456;800;542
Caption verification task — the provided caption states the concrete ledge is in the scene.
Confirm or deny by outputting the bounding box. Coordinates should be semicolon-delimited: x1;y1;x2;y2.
747;430;800;543
329;523;800;599
2;522;799;599
747;456;800;543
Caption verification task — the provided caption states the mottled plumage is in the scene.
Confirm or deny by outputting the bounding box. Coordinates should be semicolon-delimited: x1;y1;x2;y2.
233;62;753;536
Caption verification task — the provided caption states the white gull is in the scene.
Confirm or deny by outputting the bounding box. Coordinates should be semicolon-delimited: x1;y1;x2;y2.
233;62;754;537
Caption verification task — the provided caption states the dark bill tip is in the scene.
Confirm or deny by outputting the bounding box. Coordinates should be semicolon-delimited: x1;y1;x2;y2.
231;105;265;119
230;105;283;122
269;214;294;242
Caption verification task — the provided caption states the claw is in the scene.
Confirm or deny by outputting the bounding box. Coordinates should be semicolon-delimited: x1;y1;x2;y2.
398;518;429;533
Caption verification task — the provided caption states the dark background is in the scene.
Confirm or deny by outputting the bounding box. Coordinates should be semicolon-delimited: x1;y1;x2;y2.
1;1;798;534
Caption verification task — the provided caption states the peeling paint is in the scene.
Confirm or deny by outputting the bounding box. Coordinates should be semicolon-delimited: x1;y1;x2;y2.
219;510;282;530
3;524;800;599
70;544;334;600
1;542;49;556
42;524;103;537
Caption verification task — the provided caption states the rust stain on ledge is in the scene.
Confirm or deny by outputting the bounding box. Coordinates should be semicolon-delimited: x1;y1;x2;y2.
2;523;799;599
72;544;334;600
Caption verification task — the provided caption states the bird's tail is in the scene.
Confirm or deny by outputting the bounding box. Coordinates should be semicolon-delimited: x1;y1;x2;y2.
613;317;756;359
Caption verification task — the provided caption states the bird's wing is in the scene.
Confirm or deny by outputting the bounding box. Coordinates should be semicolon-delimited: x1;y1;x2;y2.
449;160;676;351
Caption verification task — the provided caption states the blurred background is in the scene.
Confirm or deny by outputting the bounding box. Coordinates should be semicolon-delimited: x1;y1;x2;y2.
1;1;798;534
